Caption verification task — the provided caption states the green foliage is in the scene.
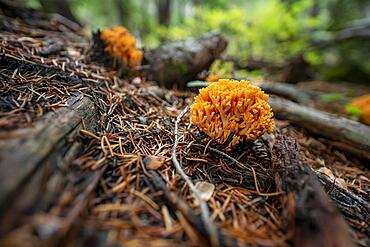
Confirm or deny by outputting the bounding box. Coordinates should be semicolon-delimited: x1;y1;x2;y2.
209;59;233;79
17;0;40;8
235;70;264;82
241;0;324;63
74;0;157;34
319;93;345;102
345;104;362;120
17;0;370;82
317;41;370;82
149;0;326;64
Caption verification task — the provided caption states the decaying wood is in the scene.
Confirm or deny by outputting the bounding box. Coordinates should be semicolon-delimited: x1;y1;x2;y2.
261;82;314;105
0;168;105;246
0;96;96;214
272;133;354;247
223;56;283;72
315;171;370;237
269;96;370;160
143;31;227;89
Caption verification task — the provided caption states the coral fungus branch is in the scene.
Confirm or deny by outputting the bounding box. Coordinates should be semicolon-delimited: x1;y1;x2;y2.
100;26;143;68
191;79;274;148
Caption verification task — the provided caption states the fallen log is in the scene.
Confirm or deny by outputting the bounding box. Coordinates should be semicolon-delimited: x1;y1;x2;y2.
0;96;96;217
143;32;228;89
269;96;370;160
272;133;354;247
312;18;370;50
261;82;314;105
223;55;283;72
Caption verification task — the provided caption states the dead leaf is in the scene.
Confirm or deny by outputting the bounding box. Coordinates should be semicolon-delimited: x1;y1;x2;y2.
318;167;335;180
317;167;347;188
336;178;347;188
143;156;165;170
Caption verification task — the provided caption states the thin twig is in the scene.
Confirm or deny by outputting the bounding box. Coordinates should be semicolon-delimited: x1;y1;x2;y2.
172;106;219;247
208;146;252;171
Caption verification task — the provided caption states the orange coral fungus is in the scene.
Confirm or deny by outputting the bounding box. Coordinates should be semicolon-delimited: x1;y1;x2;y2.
206;74;220;82
351;94;370;125
100;26;143;68
190;79;274;148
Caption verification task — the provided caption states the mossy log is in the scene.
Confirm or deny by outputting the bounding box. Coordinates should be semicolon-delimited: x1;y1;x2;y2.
143;32;228;90
269;96;370;160
0;96;96;215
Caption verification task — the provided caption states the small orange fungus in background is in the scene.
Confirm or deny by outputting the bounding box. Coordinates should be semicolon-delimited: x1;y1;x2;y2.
351;94;370;125
100;26;143;68
190;79;274;148
205;74;220;82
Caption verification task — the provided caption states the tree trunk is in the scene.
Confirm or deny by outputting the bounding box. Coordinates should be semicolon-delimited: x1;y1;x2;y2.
261;82;313;105
156;0;172;26
115;0;131;29
272;133;354;247
39;0;81;26
192;0;204;5
0;96;95;216
143;31;228;89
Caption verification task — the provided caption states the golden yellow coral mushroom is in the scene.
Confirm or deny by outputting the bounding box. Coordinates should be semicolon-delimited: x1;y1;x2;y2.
351;94;370;125
100;26;143;68
190;79;274;148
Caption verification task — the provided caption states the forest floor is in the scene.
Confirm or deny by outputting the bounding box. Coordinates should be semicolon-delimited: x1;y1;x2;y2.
0;4;369;247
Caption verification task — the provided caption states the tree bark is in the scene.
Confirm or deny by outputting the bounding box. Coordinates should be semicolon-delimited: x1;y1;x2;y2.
272;133;354;247
261;82;314;105
281;54;313;83
143;31;228;89
39;0;81;26
192;0;204;5
0;96;96;215
156;0;172;26
115;0;131;28
315;171;370;232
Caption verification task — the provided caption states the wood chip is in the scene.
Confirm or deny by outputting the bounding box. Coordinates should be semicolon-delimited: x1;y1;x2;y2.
143;156;165;170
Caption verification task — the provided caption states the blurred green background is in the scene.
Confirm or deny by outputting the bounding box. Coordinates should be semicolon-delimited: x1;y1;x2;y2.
17;0;370;83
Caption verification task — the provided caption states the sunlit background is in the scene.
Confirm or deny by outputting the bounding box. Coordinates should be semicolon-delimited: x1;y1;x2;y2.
17;0;370;84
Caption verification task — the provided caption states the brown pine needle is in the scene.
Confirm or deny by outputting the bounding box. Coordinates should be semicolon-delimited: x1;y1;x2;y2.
172;106;219;247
